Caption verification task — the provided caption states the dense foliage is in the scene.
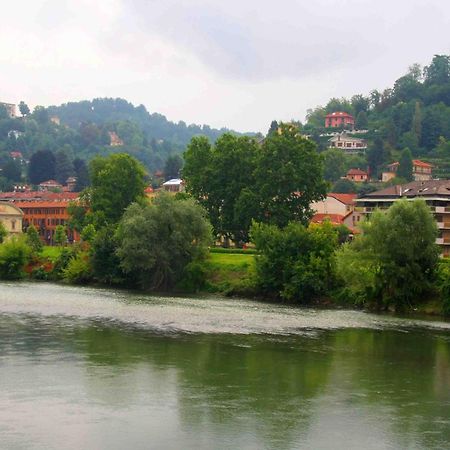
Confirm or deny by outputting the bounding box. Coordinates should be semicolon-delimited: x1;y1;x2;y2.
116;194;212;290
336;200;440;310
250;221;338;302
183;125;326;244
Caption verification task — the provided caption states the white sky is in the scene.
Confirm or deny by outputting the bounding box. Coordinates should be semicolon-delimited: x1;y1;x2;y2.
1;0;449;133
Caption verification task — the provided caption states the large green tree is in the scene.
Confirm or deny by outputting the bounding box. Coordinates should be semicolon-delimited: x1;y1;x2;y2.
336;200;439;310
253;124;327;228
116;194;212;290
55;149;74;184
89;153;147;225
164;154;183;180
183;134;259;244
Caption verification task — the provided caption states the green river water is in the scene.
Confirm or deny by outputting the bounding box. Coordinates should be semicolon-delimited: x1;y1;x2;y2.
0;282;449;449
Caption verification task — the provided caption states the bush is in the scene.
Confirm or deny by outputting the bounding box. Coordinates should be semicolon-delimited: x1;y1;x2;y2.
177;261;209;293
51;247;77;280
63;253;93;284
250;221;338;303
437;260;450;316
0;237;31;280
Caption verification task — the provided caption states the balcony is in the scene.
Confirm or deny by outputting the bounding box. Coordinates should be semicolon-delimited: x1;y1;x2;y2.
436;238;444;245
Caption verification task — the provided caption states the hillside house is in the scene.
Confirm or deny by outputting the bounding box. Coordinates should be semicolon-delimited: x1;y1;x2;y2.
325;112;355;128
328;133;367;154
162;179;185;193
346;168;368;182
382;160;433;182
0;102;16;118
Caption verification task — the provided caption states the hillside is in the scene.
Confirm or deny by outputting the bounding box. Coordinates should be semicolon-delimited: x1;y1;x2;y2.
0;98;252;188
304;54;450;181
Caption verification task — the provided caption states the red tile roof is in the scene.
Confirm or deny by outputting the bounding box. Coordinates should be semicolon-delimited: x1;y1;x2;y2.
327;193;356;205
14;201;71;209
311;213;345;225
347;168;367;176
325;111;354;118
412;159;433;168
0;191;78;201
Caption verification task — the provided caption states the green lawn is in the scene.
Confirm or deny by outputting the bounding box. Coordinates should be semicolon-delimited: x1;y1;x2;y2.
205;251;256;295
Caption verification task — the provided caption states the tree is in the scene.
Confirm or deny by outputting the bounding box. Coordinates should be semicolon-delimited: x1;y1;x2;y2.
268;120;279;135
116;194;212;290
424;55;450;85
73;158;89;191
331;178;357;194
253;124;327;228
164;154;183;180
54;225;67;246
183;134;259;244
398;148;413;181
18;101;30;117
0;222;7;243
355;111;368;130
28;150;56;184
89;153;147;225
26;224;42;253
411;101;422;144
336;200;439;309
250;221;338;303
55;149;74;184
322;149;346;182
2;159;22;182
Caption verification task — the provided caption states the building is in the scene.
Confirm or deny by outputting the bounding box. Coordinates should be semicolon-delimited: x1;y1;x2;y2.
0;202;23;236
50;116;60;125
108;131;124;146
38;180;63;192
162;179;185;193
0;191;78;202
328;133;367;154
0;102;16;118
346;168;368;183
355;180;450;256
13;201;79;244
311;193;356;216
325;111;355;128
382;159;433;182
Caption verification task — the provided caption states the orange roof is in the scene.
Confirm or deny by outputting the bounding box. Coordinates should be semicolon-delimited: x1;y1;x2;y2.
0;191;78;201
311;213;345;225
325;111;354;118
347;168;367;176
14;201;71;209
328;193;356;205
413;159;433;168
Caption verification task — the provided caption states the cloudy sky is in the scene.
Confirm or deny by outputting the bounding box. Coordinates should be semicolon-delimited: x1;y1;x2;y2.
1;0;449;132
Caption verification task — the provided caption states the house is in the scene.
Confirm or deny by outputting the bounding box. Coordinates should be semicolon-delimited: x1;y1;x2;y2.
325;111;355;128
0;102;16;118
50;116;60;125
0;202;23;236
346;168;368;183
355;180;450;256
108;131;124;146
328;133;367;154
38;180;63;192
382;159;433;182
311;193;356;216
162;179;185;193
65;177;77;192
9;151;23;161
311;212;355;230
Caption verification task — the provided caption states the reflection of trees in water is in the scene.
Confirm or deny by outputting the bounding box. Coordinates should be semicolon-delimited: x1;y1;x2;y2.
330;329;450;449
1;314;450;448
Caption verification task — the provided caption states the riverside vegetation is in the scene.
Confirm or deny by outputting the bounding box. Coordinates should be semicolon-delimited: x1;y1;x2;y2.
0;127;449;316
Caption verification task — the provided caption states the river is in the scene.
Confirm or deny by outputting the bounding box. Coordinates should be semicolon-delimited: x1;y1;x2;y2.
0;282;449;449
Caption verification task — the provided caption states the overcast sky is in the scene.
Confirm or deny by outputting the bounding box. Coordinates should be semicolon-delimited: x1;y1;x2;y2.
1;0;449;133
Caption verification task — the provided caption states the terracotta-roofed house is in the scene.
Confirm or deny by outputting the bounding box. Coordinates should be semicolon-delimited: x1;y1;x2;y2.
325;111;355;128
346;168;368;183
382;159;433;182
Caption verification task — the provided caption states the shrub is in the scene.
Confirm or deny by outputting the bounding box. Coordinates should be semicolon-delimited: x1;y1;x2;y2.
51;247;77;280
63;253;93;284
0;237;31;280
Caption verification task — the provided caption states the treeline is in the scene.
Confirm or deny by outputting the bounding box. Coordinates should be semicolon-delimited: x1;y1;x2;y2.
0;97;251;190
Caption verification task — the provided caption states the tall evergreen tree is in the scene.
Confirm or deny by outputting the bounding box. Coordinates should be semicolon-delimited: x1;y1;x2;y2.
412;101;422;144
73;158;89;192
28;150;56;184
398;148;414;181
55;150;74;184
267;120;279;136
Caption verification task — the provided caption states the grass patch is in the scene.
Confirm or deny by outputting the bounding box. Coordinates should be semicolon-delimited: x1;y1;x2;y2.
41;246;64;261
205;251;257;296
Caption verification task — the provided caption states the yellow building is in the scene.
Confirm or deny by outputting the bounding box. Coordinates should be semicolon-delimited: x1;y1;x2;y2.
0;202;23;236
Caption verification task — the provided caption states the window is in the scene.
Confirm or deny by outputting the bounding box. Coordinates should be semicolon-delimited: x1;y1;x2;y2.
11;220;15;230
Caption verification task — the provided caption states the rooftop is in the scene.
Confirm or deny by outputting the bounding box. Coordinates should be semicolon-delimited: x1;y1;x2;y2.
358;180;450;199
328;193;357;205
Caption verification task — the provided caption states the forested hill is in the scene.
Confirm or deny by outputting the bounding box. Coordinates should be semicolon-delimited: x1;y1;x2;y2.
0;98;253;187
304;54;450;180
46;98;241;150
